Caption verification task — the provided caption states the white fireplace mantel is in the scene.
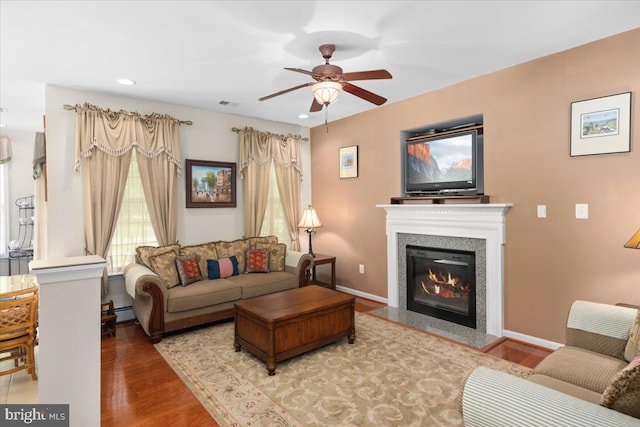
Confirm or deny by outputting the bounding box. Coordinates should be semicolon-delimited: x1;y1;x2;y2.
377;203;512;337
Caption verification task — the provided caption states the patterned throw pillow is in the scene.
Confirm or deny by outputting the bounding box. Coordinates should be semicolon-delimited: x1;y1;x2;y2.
245;249;270;273
136;244;180;269
147;250;180;289
214;239;248;273
624;311;640;362
179;242;217;279
207;256;239;279
601;355;640;418
175;254;203;286
246;235;279;249
255;242;286;272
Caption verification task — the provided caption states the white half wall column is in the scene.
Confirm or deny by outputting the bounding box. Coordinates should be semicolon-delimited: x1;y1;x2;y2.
30;255;107;427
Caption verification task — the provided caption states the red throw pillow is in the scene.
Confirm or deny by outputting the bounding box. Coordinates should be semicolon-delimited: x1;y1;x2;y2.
245;249;270;273
176;255;203;286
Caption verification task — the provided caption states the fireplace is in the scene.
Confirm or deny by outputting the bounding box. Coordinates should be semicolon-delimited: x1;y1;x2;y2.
377;203;512;337
406;245;476;329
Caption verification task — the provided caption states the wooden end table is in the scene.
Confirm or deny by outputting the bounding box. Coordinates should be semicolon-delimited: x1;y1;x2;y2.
234;285;355;375
310;253;336;290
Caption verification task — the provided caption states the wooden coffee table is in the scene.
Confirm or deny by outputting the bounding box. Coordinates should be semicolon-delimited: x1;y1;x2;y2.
234;285;355;375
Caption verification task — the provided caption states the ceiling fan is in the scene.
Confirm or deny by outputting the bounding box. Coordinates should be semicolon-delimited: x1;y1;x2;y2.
259;44;392;112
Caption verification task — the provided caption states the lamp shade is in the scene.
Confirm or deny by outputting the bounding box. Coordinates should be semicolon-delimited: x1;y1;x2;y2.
624;228;640;249
311;81;341;105
298;206;322;229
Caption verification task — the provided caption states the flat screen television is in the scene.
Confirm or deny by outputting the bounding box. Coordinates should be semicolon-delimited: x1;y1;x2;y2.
404;128;483;195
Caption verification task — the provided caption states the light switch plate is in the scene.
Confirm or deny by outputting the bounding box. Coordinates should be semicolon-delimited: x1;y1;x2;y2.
537;205;547;218
575;203;589;219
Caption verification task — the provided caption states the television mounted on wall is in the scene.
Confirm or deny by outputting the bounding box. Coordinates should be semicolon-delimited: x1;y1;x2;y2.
403;128;483;196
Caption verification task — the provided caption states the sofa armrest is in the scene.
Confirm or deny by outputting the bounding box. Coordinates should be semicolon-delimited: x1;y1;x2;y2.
462;367;640;427
123;262;168;342
566;301;637;356
285;250;314;286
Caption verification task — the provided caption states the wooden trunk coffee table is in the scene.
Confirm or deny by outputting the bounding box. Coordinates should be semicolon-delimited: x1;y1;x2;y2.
234;285;355;375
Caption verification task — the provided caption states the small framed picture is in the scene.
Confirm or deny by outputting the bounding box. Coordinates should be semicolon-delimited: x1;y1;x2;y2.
339;145;358;179
570;92;631;156
185;159;236;208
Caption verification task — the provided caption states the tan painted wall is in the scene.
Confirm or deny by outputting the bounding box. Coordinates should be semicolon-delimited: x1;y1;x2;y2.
309;29;640;344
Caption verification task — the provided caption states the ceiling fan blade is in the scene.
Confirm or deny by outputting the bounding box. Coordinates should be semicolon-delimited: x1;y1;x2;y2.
259;82;313;101
342;83;387;106
310;98;323;112
284;67;321;78
341;69;392;81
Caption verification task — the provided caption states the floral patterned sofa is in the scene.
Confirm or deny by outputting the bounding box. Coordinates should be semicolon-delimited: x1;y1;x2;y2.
124;236;313;342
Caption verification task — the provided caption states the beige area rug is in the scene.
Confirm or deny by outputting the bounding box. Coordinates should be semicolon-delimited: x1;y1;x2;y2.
155;313;530;426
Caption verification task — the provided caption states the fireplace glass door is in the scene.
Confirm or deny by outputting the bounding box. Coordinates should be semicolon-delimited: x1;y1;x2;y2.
406;245;476;329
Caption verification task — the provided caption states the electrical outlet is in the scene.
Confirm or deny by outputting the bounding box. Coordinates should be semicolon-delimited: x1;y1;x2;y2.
537;205;546;218
359;264;365;274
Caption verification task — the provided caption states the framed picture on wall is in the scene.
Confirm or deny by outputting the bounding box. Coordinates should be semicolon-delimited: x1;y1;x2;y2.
185;159;236;208
339;145;358;179
570;92;631;156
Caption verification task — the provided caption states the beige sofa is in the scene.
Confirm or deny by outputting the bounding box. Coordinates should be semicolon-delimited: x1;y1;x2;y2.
124;236;313;342
461;301;640;426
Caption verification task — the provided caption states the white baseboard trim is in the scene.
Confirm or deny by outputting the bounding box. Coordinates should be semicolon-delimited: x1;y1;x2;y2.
335;285;388;304
503;329;563;350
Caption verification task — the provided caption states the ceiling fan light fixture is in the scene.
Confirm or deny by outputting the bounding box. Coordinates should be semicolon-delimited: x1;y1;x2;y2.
312;81;341;105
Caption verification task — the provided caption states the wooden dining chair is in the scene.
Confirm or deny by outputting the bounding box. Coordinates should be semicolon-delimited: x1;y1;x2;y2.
0;292;38;380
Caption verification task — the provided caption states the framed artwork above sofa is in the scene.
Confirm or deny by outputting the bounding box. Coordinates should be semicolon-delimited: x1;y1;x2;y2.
185;159;236;208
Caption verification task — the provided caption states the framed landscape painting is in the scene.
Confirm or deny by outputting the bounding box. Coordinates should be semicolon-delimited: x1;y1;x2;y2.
339;145;358;178
185;159;236;208
570;92;631;156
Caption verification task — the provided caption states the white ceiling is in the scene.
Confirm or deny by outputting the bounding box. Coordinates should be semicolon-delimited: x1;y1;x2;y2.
1;1;639;134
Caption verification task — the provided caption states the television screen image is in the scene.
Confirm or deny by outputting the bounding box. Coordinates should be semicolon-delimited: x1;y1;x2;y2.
406;132;474;186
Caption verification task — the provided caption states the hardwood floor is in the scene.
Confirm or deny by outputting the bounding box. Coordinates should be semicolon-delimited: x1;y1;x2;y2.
101;297;552;426
484;338;554;369
101;322;218;427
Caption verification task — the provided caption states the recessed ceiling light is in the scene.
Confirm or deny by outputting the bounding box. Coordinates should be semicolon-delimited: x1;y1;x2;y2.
298;114;309;119
117;78;136;86
0;124;6;128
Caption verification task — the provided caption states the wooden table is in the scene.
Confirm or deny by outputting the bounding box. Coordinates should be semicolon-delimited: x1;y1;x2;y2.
310;253;336;289
234;285;355;375
0;274;38;298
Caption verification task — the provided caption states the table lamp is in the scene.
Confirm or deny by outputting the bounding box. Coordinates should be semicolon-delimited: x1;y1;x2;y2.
298;205;322;257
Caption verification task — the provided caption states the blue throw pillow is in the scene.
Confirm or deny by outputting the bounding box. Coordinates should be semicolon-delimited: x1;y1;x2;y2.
207;256;239;279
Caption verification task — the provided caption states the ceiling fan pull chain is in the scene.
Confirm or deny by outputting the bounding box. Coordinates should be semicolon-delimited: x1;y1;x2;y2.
325;105;329;132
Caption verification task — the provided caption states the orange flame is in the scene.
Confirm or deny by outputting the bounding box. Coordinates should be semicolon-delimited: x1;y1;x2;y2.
428;269;458;287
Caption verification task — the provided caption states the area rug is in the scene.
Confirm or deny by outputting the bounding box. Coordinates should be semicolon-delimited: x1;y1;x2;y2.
155;313;530;426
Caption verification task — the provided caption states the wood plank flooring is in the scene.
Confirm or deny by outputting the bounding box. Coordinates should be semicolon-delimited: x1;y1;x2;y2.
101;297;552;426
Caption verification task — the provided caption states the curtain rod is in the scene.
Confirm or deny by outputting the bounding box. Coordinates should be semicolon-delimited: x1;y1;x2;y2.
232;127;309;142
63;104;193;125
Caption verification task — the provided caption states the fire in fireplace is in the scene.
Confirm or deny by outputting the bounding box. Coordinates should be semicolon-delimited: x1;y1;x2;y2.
406;245;476;329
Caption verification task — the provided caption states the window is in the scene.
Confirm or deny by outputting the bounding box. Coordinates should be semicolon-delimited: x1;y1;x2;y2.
0;162;8;258
260;164;291;246
107;152;157;273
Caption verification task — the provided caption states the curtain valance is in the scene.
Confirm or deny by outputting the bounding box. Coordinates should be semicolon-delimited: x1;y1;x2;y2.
237;127;303;180
69;103;187;176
